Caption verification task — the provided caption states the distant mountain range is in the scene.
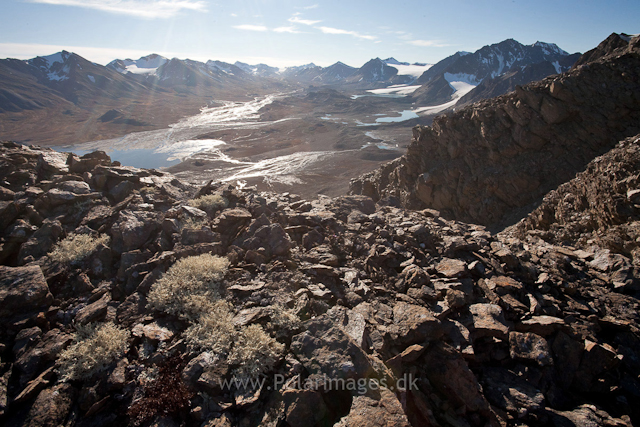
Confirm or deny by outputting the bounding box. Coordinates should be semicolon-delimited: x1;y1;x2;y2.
0;36;581;144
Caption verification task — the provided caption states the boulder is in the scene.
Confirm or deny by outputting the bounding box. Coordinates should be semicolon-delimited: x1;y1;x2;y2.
110;210;159;253
23;383;76;426
480;367;545;418
468;303;511;339
281;389;329;427
435;258;467;278
509;331;553;366
0;265;52;318
422;342;491;415
389;302;443;346
335;388;410;427
290;315;374;381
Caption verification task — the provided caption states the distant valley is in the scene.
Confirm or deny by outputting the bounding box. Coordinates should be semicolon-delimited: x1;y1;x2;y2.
0;38;579;197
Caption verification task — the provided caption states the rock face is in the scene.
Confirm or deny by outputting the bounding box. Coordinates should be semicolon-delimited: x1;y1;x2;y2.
507;135;640;267
350;34;640;230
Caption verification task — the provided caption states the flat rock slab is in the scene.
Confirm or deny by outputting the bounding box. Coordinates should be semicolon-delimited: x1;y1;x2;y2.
390;302;443;346
0;265;52;318
335;388;410;427
435;258;467;278
516;315;565;336
469;303;510;339
290;315;374;381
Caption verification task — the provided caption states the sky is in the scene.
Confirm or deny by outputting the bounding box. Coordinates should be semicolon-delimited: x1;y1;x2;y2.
0;0;638;68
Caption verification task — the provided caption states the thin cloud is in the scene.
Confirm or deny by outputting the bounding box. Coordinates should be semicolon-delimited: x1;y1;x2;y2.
288;15;321;26
303;4;319;9
273;26;302;34
26;0;207;19
0;42;179;65
230;13;238;17
233;24;269;32
408;39;450;47
317;26;377;41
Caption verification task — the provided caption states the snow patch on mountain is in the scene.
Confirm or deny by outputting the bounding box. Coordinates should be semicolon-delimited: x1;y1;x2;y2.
388;63;434;78
532;41;568;56
367;84;421;96
110;55;168;76
414;74;477;115
40;52;69;67
444;72;479;86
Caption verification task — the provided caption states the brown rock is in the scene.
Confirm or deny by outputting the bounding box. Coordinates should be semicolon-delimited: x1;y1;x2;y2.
487;276;524;295
480;367;545;418
290;315;374;381
0;265;53;318
509;331;553;366
468;303;510;339
110;210;159;252
23;383;77;427
423;342;490;415
547;404;630;427
516;315;565;336
282;389;329;427
390;302;443;346
435;258;467;278
337;388;410;427
75;292;111;325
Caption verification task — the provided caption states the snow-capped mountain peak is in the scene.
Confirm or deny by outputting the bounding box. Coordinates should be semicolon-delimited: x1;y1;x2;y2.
532;41;569;56
383;57;409;66
27;51;75;82
107;54;168;76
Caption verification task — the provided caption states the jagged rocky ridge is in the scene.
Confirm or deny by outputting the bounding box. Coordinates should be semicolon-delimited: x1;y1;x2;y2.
350;34;640;230
506;134;640;262
0;140;639;426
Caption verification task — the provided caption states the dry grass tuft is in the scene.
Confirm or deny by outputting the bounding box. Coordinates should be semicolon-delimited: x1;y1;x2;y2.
179;217;208;230
183;300;237;354
49;233;110;264
57;322;130;381
189;194;228;215
229;324;284;380
147;253;230;320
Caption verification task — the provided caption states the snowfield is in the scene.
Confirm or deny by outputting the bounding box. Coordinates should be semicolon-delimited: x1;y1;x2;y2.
386;63;433;77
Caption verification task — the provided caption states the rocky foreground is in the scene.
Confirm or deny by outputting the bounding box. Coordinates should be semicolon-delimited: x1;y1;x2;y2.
0;139;639;427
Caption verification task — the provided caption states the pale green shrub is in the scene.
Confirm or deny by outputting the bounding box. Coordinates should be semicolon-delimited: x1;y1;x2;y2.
57;322;130;381
183;300;237;354
269;305;302;331
49;233;110;264
147;254;230;320
189;194;228;215
228;324;284;379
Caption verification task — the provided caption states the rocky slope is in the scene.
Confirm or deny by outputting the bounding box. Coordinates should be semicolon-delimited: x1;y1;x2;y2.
350;34;640;230
0;140;639;427
505;134;640;263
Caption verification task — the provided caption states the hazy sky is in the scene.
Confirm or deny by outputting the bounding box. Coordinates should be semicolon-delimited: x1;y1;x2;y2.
0;0;638;68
